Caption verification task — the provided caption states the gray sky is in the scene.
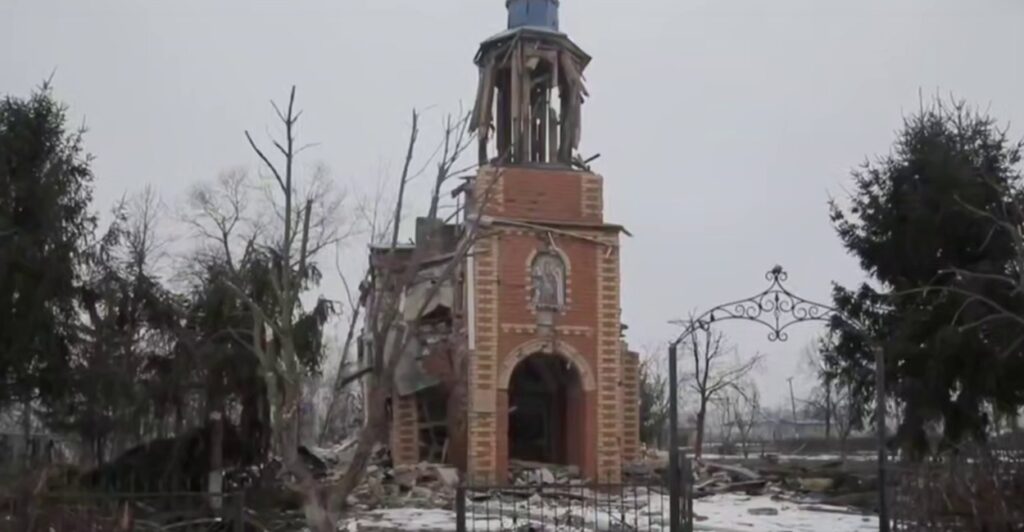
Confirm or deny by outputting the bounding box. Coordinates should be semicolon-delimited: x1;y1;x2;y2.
3;0;1024;407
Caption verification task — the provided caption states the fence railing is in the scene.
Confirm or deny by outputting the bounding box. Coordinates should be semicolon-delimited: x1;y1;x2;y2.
456;482;669;531
892;447;1024;532
455;468;695;532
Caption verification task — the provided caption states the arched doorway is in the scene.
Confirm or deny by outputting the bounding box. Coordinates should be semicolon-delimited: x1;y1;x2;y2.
507;353;585;466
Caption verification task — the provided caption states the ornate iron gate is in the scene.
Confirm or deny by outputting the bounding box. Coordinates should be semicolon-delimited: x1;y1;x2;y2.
664;266;890;532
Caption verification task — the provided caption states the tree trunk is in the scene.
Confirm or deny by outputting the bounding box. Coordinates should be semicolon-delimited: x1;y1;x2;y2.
331;379;390;510
21;399;32;467
320;296;364;445
279;375;335;532
208;410;224;508
207;374;225;510
824;382;833;441
174;400;184;438
240;380;271;464
695;400;708;458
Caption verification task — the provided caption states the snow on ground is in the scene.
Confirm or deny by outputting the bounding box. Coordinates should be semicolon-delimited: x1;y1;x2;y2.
698;452;877;463
695;494;877;531
337;493;878;531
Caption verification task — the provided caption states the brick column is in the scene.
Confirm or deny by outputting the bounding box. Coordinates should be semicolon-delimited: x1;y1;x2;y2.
468;232;501;484
390;395;419;466
580;174;604;222
595;234;623;482
621;349;641;464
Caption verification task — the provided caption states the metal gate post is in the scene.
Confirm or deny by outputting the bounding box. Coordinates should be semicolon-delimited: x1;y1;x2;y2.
668;342;681;532
456;485;467;532
875;345;889;532
233;491;245;532
683;453;694;532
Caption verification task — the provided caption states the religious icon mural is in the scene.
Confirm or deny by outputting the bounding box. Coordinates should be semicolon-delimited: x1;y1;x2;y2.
531;252;566;310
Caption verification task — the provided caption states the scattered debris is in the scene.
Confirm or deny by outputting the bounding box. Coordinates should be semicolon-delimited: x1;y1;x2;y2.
700;460;760;481
348;461;462;511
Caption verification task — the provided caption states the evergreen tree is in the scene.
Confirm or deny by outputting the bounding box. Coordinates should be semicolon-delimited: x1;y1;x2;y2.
0;83;96;409
830;99;1024;455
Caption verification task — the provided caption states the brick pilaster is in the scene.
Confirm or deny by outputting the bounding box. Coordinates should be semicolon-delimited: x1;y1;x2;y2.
468;230;500;484
595;234;623;482
621;349;641;464
390;394;419;466
580;174;604;222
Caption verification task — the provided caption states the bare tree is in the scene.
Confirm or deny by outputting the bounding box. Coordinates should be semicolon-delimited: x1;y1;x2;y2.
328;107;486;510
728;380;761;458
321;109;475;446
709;395;736;452
75;190;167;461
638;348;670;448
181;96;483;528
801;339;834;441
319;157;403;444
318;263;370;444
181;87;347;532
803;335;865;458
680;322;762;458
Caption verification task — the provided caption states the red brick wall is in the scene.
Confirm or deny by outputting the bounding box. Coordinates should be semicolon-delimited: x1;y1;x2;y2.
391;395;419;466
494;233;599;328
483;166;604;224
621;350;641;463
468;165;624;484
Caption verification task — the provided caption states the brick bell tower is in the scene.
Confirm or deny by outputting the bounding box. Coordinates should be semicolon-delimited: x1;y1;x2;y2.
463;0;640;484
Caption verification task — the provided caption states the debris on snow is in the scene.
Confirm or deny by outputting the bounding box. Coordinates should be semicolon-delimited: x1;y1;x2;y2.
336;493;878;532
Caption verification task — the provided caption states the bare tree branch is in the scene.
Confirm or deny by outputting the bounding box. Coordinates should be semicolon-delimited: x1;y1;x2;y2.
245;131;286;194
391;109;419;249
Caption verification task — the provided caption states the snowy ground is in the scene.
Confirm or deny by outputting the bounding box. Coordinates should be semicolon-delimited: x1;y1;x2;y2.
337;492;878;531
695;452;878;463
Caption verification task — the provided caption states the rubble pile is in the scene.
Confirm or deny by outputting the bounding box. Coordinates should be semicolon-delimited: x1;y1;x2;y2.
248;441;878;527
687;458;878;512
509;460;583;486
349;462;461;511
623;451;879;513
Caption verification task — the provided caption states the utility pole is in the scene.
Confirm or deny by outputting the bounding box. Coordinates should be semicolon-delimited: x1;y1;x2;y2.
668;341;681;531
786;377;798;422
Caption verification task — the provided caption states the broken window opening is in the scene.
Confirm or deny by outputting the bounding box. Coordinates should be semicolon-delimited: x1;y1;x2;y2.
416;386;449;464
508;354;582;466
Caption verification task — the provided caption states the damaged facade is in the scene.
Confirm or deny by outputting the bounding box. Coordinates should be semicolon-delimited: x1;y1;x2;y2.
364;0;640;485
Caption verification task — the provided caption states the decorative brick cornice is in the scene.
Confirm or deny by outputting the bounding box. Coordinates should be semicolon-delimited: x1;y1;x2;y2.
499;324;594;336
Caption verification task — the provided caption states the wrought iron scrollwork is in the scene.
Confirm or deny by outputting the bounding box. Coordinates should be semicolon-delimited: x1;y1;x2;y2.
683;265;841;342
666;265;887;531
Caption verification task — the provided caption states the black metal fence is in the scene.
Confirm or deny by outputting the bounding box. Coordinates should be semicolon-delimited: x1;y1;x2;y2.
1;491;246;532
892;447;1024;532
455;479;693;532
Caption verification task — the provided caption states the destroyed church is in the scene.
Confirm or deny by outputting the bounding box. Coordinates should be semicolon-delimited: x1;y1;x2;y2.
361;0;640;485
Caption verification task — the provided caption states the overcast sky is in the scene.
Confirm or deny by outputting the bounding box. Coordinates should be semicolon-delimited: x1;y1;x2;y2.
3;0;1024;407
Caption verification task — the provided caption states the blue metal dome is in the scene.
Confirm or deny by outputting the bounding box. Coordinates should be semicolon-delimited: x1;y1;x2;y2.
507;0;560;31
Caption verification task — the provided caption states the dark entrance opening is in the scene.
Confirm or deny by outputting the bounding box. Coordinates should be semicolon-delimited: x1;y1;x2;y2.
508;354;582;465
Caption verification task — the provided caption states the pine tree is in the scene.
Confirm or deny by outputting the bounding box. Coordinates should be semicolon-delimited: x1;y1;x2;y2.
0;83;96;410
830;98;1024;455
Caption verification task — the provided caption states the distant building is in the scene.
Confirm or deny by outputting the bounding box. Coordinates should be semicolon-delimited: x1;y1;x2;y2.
0;407;80;469
749;418;831;441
